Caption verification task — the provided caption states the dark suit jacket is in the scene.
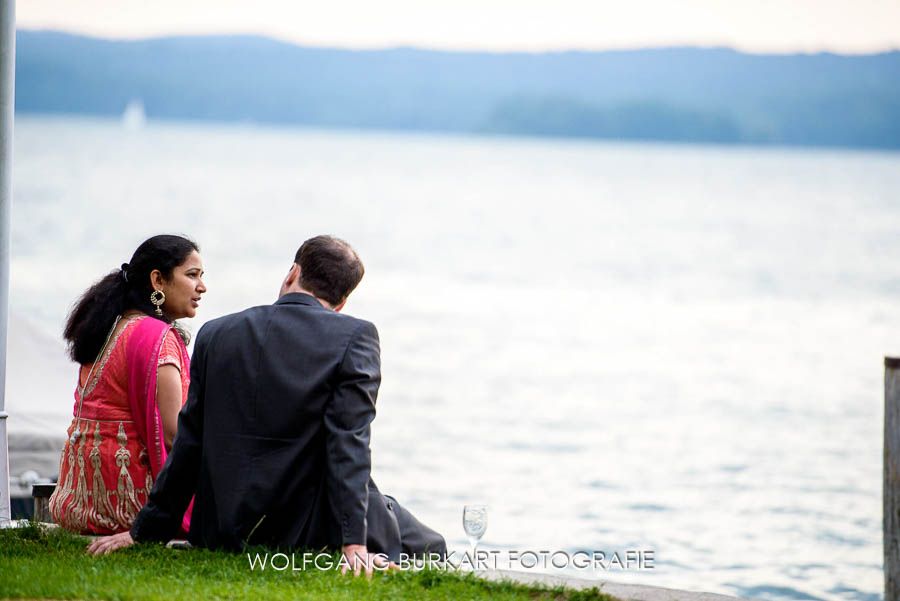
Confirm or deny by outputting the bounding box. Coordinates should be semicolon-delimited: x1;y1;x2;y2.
131;292;380;550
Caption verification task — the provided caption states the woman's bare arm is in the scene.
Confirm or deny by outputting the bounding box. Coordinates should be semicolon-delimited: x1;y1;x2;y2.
156;364;183;451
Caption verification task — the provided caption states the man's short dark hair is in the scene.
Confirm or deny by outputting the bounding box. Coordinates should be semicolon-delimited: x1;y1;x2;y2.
295;235;365;307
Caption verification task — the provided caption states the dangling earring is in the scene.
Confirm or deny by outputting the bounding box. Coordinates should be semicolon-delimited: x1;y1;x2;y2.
150;289;166;316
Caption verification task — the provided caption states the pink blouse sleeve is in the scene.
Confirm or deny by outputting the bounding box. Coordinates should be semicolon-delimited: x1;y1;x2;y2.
157;329;183;373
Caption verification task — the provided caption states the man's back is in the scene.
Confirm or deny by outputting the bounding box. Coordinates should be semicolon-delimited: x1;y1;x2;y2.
137;292;380;550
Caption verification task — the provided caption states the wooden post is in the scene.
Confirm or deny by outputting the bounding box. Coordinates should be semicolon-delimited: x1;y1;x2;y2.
31;483;55;524
886;357;900;601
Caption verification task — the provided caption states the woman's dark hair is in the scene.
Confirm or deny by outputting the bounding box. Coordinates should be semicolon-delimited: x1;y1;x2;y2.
64;234;200;364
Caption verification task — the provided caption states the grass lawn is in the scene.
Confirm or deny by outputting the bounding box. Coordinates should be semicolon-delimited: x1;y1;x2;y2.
0;523;616;601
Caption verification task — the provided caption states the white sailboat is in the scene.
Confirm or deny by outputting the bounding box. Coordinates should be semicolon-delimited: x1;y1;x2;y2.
121;98;146;130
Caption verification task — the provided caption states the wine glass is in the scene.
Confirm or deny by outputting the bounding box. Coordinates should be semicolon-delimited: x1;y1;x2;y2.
462;504;488;559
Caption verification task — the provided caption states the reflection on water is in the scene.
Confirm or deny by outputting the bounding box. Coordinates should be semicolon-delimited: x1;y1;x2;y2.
10;115;900;601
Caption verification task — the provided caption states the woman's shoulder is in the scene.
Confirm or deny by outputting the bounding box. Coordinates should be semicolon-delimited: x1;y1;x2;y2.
160;327;185;352
158;329;184;371
123;314;180;352
126;313;169;335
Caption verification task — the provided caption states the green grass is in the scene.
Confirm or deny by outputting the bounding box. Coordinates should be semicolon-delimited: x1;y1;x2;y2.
0;523;616;601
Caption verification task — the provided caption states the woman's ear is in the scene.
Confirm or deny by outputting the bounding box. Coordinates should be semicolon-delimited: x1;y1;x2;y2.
149;269;165;290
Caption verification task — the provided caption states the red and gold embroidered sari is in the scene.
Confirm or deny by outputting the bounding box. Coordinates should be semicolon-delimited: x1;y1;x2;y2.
49;315;192;535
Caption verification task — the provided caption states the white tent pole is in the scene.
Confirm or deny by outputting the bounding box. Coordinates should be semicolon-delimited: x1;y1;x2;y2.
0;0;15;527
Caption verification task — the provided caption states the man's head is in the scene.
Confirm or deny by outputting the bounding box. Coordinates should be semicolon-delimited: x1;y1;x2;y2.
280;235;365;310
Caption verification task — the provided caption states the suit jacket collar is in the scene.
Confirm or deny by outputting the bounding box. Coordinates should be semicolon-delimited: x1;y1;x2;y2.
275;292;325;309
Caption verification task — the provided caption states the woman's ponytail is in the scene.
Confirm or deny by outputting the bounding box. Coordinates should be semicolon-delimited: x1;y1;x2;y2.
63;270;129;364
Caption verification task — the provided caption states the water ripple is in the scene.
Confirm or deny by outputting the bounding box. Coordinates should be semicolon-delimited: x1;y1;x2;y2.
734;584;828;601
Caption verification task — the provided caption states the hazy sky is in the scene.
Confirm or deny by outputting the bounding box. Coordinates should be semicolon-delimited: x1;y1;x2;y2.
17;0;900;54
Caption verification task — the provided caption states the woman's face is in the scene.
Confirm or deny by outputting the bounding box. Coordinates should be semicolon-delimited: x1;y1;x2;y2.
156;251;206;319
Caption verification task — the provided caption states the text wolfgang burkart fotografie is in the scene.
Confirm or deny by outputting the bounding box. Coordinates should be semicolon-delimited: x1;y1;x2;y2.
247;549;655;572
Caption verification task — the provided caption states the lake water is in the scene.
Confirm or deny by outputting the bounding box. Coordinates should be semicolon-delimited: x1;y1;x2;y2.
8;115;900;600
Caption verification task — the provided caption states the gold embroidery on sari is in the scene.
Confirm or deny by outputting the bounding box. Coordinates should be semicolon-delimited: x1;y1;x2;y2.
139;448;154;497
157;354;182;373
114;422;142;526
68;428;90;531
48;419;79;524
87;421;117;531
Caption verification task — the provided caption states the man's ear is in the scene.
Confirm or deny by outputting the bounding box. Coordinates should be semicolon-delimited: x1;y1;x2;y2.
279;264;300;297
286;263;300;286
333;300;346;313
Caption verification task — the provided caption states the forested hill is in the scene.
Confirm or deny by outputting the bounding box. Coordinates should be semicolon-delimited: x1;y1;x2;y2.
15;30;900;149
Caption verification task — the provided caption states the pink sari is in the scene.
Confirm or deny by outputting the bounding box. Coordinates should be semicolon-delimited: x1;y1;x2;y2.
49;315;193;535
126;317;193;534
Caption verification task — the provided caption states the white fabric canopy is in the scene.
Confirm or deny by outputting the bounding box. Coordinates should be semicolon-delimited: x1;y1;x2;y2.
4;313;74;496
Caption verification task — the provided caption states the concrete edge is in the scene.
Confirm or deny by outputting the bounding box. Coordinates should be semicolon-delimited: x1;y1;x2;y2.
477;569;759;601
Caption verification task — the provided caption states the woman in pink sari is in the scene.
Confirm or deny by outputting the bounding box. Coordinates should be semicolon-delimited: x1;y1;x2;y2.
49;234;206;535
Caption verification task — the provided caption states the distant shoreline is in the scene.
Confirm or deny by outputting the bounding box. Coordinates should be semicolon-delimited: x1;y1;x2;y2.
15;30;900;151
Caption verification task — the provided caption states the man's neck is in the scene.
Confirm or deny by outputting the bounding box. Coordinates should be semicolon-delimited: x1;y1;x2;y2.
280;286;332;310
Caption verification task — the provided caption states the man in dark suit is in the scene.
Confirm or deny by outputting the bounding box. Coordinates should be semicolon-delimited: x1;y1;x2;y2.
88;235;445;574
